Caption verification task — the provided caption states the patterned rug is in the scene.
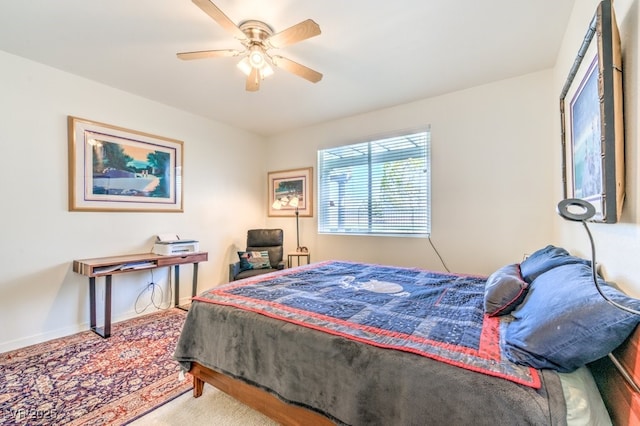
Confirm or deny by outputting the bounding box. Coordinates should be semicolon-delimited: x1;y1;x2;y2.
0;308;192;425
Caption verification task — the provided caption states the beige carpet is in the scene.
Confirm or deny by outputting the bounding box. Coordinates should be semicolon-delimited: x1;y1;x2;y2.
129;385;279;426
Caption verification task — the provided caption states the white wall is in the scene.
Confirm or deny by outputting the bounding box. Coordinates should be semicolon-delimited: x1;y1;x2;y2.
553;0;640;297
266;71;557;275
0;51;266;352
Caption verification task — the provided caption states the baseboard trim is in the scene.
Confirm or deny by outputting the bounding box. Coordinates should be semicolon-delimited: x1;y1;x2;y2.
0;298;191;353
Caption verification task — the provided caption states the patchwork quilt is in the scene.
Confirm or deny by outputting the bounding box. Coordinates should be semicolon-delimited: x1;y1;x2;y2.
194;260;540;388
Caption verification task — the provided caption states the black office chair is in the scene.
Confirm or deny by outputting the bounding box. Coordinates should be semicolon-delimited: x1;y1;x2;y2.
229;229;286;281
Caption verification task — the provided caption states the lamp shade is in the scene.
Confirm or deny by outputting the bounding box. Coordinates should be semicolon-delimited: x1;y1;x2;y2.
557;198;596;222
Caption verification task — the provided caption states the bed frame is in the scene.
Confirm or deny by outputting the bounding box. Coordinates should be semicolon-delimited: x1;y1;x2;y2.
189;325;640;426
190;362;333;425
591;326;640;425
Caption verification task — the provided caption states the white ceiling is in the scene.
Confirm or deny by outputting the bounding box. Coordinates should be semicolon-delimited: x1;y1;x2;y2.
0;1;576;136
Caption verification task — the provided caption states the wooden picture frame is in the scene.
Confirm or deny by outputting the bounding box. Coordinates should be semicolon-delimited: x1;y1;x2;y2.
268;167;313;217
560;0;624;223
68;116;183;212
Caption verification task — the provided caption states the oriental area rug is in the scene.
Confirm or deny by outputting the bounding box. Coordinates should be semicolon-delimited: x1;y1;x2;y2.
0;308;192;425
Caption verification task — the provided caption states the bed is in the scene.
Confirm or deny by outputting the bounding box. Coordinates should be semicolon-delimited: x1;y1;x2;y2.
174;246;640;425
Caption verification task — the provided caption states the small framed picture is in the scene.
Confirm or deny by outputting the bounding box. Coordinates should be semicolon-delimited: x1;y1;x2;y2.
268;167;313;217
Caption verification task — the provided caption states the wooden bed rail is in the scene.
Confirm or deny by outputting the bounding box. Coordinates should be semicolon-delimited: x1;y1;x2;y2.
190;363;335;426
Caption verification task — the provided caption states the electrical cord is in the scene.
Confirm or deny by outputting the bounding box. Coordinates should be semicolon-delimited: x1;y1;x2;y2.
134;283;161;314
428;235;450;273
134;270;173;313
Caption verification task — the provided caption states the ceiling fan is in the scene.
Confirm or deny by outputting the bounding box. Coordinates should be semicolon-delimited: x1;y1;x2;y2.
177;0;323;91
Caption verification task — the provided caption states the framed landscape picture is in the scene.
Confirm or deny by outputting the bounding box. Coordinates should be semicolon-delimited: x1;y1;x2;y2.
559;0;624;223
68;116;184;212
268;167;313;217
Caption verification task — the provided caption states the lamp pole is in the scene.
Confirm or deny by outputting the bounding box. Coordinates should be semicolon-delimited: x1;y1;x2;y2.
295;206;300;251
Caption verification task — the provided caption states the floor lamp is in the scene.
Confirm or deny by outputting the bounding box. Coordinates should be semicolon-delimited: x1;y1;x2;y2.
288;197;303;252
272;196;304;252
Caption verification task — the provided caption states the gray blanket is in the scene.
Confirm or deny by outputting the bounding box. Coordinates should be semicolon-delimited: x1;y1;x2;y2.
174;300;566;425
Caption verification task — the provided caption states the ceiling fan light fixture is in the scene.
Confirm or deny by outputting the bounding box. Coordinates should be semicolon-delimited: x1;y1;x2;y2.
260;62;274;78
237;56;273;79
248;45;265;68
237;57;252;76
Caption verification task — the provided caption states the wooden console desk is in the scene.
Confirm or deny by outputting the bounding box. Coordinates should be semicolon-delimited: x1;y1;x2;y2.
73;251;208;338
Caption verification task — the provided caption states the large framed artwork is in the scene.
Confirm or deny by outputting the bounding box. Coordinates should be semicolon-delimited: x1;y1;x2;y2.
560;0;624;223
68;116;184;212
268;167;313;217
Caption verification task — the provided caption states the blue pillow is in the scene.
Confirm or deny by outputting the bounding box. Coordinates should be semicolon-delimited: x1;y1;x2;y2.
502;263;640;372
238;251;271;272
484;264;529;316
519;245;590;283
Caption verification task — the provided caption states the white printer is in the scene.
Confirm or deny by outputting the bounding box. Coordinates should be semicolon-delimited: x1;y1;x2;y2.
152;233;199;256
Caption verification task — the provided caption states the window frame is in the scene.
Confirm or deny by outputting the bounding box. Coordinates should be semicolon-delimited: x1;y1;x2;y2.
317;128;431;237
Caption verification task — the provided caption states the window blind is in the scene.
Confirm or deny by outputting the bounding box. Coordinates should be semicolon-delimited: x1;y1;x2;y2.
318;129;431;236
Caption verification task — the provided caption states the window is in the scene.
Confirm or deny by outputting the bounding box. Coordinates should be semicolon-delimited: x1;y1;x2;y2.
318;129;431;236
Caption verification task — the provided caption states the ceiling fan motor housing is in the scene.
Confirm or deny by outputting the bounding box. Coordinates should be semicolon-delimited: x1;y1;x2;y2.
239;20;274;42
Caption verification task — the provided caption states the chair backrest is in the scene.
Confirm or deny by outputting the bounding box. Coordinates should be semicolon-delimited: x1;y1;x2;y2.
246;229;283;268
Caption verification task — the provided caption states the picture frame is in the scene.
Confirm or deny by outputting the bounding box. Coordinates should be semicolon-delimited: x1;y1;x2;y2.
68;116;184;212
559;0;624;223
268;167;313;217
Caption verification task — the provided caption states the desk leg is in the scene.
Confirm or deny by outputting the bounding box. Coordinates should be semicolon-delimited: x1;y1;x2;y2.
90;275;112;338
175;263;199;311
174;265;180;308
104;276;112;337
192;263;199;298
89;277;96;332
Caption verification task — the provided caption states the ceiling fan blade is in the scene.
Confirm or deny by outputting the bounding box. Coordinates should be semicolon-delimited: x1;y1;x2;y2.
246;67;260;91
191;0;247;41
267;19;321;49
271;55;323;83
176;49;241;60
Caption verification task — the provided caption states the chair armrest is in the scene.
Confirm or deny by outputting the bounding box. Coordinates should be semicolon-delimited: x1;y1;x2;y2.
277;260;286;270
229;262;241;282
